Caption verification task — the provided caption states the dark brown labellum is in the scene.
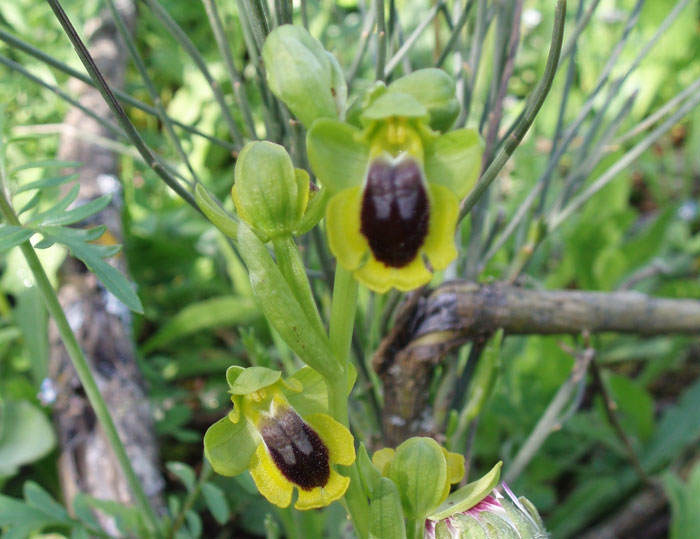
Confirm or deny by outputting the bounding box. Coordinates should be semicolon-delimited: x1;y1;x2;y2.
360;158;429;268
260;409;330;490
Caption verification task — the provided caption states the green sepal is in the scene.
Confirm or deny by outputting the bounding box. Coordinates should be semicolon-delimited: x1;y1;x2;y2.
285;366;329;416
500;497;541;537
477;511;521;538
195;184;238;240
427;461;502;521
228;366;282;395
361;91;429;123
369;477;407;539
437;514;487;539
389;69;460;132
203;416;257;477
233;141;306;241
327;51;347;119
423;128;484;198
225;365;244;388
295;187;329;235
293;168;311;228
386;437;446;520
262;25;342;127
346;81;387;127
306;119;369;195
236;223;340;379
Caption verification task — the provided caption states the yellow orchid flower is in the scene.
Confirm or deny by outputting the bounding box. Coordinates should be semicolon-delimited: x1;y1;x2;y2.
307;76;483;293
204;366;355;510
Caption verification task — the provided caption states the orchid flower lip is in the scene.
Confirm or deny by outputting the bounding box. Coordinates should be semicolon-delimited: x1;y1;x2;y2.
259;406;331;490
360;155;429;268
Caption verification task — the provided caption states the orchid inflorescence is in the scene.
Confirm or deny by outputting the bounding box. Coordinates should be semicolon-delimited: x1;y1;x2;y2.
200;23;546;539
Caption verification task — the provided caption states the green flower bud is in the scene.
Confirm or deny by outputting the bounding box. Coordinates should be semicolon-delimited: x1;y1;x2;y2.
262;25;346;127
389;69;460;132
232;141;309;241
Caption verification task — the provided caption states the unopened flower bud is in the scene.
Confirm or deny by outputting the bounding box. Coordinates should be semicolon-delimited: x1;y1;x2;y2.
232;141;309;241
263;25;346;127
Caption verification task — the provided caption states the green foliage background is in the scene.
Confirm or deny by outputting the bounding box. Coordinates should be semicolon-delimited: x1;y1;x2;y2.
1;0;700;537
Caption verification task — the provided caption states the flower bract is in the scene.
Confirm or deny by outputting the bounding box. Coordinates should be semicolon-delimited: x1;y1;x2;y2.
204;366;355;510
307;73;483;293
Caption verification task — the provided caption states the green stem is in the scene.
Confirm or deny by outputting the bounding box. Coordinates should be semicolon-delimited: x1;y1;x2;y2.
0;167;160;533
329;265;358;373
271;236;326;341
374;0;387;81
168;460;213;538
458;0;566;222
326;266;368;539
44;0;201;213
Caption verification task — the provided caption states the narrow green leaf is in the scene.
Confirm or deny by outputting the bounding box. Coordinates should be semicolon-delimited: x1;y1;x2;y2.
16;172;79;193
40;229;143;314
27;184;80;224
427;461;502;521
236;223;339;379
39;195;111;226
0;225;33;252
23;481;69;522
185;510;202;538
18;191;41;214
141;296;260;353
166;461;196;492
201;482;230;525
11;159;81;172
72;494;102;531
0;495;64;538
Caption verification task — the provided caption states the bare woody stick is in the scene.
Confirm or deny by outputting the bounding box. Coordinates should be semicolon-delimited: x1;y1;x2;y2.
374;281;700;444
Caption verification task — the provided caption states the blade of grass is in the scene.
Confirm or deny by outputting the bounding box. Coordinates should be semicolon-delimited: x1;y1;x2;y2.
435;0;475;68
383;1;443;78
44;0;200;213
201;0;258;139
0;27;236;151
105;0;199;186
142;0;244;147
458;0;567;222
550;88;700;230
374;0;387;81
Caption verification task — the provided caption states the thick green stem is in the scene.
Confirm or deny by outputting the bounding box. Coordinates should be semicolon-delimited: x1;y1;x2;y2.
272;236;326;340
0;185;160;532
326;265;368;538
329;265;358;372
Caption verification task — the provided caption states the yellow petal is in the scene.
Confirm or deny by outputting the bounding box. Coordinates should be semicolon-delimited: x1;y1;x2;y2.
305;413;356;466
444;449;466;485
371;448;395;476
354;255;432;294
294;469;350;510
392;256;433;292
422;184;458;271
326;187;369;271
249;443;294;508
353;257;395;293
